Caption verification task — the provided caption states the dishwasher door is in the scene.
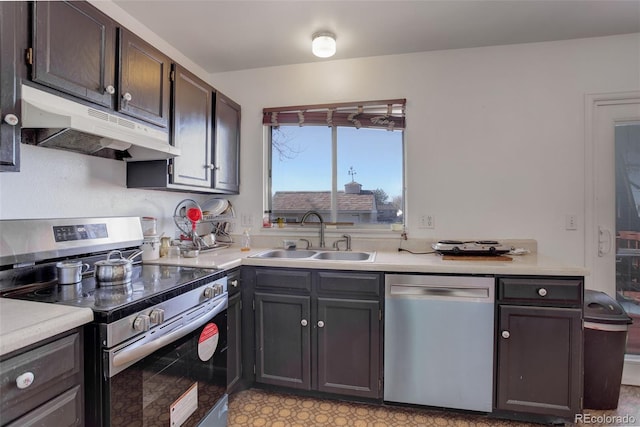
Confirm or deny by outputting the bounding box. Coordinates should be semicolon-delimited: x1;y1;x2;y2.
383;274;495;412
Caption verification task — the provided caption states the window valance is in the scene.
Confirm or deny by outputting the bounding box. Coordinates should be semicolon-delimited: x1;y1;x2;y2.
263;99;406;130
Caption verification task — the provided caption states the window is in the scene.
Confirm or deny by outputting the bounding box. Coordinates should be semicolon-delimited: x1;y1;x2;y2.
263;99;405;228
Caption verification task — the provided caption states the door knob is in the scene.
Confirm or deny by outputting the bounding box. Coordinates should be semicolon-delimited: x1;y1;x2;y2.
105;85;116;95
538;288;548;297
122;92;132;105
501;330;510;339
317;320;325;328
300;319;308;327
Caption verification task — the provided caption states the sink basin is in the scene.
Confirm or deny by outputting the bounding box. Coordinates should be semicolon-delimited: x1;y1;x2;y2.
312;251;375;262
253;249;318;259
251;249;375;262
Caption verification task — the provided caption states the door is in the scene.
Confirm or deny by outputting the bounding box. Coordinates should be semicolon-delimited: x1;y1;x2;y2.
213;92;240;193
254;292;311;390
316;297;380;398
496;305;582;418
171;64;213;188
32;1;116;108
587;94;640;385
118;29;170;128
0;1;25;172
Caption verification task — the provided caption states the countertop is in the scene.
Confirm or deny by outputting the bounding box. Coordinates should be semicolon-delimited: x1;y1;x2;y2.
0;246;586;357
0;299;93;357
145;246;589;277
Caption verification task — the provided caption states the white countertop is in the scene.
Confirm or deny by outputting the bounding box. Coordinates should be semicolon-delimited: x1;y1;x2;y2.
0;246;586;357
0;299;93;356
145;246;589;277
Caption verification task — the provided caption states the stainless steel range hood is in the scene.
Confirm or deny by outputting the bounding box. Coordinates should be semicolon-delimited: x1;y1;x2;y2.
20;85;181;161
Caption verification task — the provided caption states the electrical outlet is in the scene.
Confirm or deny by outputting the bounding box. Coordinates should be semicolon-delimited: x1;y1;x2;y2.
241;213;253;228
419;214;435;229
565;214;578;230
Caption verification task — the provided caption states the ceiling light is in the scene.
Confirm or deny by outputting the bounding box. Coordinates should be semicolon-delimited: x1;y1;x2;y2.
312;32;336;58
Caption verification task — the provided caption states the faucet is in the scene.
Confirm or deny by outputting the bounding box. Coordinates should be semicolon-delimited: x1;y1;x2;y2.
333;234;352;251
300;210;325;248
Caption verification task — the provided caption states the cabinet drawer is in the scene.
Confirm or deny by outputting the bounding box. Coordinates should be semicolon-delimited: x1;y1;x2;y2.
317;271;381;297
0;332;81;424
498;277;583;307
255;268;312;292
6;385;82;427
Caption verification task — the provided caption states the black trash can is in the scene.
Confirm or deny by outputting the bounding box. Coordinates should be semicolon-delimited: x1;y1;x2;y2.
583;290;633;410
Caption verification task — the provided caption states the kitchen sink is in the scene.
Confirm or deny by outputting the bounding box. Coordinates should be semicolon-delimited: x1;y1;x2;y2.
312;251;375;261
251;249;375;262
252;249;318;258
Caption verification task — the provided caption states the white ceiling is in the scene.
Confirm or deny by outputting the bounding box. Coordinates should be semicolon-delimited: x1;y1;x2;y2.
113;0;640;74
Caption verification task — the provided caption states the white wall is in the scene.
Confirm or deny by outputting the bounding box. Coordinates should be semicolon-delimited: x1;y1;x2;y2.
0;17;637;266
209;33;640;265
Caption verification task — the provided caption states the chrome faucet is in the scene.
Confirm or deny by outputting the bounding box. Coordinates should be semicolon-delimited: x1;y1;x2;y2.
300;210;325;248
333;234;352;251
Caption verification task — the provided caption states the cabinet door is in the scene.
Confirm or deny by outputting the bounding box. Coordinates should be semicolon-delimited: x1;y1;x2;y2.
119;29;170;128
213;92;240;193
227;291;242;393
254;292;311;390
171;64;212;188
496;305;582;418
32;1;116;108
316;297;381;398
0;1;25;172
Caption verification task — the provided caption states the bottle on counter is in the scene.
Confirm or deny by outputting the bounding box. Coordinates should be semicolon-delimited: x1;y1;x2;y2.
241;229;251;252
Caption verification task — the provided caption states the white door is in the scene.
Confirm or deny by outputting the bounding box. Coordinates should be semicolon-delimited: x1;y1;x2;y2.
586;93;640;385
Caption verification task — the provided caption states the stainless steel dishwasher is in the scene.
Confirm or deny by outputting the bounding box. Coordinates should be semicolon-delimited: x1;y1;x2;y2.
384;274;495;412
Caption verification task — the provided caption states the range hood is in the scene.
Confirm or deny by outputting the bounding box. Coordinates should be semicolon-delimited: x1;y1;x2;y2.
20;84;181;161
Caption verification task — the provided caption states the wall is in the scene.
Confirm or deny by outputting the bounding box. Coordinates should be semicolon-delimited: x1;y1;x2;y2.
210;33;640;265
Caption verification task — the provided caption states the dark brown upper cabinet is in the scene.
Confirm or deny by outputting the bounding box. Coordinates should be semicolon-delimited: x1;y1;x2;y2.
118;28;171;128
32;1;116;109
171;64;213;188
213;92;241;193
0;1;27;172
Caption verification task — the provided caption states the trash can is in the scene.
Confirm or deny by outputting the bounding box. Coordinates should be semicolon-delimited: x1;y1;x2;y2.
583;290;633;410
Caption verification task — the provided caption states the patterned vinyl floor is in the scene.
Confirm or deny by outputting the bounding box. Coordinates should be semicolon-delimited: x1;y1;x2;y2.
228;386;640;427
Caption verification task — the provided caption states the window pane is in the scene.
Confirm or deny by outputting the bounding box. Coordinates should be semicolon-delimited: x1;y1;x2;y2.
270;126;404;227
336;127;403;225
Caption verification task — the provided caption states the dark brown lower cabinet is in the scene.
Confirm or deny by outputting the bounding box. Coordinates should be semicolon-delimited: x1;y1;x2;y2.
227;269;243;394
253;268;382;399
495;277;583;420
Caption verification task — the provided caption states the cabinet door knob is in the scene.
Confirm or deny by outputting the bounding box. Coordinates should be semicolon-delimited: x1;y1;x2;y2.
538;288;548;297
16;372;35;389
206;164;218;170
3;114;19;126
300;319;308;327
501;330;510;339
122;92;132;104
231;280;238;288
105;85;116;95
317;320;325;328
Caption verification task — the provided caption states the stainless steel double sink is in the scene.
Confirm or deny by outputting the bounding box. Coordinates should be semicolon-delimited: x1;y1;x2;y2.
250;249;376;262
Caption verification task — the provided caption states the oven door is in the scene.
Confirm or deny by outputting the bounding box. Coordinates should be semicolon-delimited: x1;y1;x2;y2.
103;297;228;427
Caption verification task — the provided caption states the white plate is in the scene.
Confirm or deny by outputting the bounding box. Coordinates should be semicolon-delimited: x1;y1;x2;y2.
201;198;229;216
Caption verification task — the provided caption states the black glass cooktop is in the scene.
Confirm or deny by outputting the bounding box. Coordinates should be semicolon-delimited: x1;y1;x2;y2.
1;265;223;323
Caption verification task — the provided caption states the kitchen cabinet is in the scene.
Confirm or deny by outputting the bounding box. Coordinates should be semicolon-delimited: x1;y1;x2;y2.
118;28;171;128
227;268;243;394
0;329;84;426
0;1;26;172
127;85;241;194
31;1;116;109
213;92;241;193
251;267;382;399
495;276;583;420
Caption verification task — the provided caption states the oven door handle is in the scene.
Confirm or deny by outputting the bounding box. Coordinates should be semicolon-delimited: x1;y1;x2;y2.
109;297;227;377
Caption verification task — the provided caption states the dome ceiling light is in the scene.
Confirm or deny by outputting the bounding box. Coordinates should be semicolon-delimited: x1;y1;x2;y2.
312;32;336;58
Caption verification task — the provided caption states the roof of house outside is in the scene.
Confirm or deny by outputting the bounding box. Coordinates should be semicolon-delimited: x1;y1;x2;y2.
273;191;375;212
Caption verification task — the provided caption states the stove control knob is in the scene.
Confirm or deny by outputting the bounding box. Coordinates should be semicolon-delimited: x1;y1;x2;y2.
133;314;150;332
149;309;165;325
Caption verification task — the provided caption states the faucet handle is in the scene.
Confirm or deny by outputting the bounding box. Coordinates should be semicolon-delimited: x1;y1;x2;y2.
298;238;312;249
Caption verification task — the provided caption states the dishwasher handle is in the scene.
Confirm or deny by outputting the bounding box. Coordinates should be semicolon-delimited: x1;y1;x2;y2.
389;284;491;299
